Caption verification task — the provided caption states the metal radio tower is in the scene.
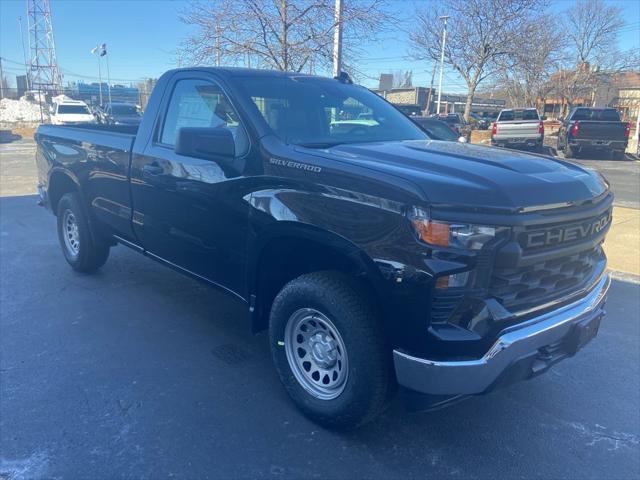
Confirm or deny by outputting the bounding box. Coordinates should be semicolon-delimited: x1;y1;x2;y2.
27;0;63;93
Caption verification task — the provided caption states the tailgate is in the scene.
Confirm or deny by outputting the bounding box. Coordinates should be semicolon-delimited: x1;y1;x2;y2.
495;121;540;138
574;121;627;141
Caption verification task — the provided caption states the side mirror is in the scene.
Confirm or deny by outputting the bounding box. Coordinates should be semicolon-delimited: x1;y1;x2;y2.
458;136;467;143
175;127;235;162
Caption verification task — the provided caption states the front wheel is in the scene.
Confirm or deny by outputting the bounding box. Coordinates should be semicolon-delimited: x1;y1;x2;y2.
269;271;394;429
57;192;110;273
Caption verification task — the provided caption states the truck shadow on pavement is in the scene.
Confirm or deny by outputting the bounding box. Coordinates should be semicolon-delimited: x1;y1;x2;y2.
1;194;638;479
0;129;22;143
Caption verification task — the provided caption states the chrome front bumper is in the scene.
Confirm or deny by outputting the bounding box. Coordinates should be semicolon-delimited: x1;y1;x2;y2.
393;273;611;395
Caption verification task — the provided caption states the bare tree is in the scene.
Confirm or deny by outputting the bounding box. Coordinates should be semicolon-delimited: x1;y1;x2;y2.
178;0;391;74
552;0;634;113
495;14;562;109
392;70;412;88
409;0;544;121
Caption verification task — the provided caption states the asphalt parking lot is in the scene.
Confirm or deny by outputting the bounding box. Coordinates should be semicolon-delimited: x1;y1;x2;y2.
1;138;639;479
1;194;639;479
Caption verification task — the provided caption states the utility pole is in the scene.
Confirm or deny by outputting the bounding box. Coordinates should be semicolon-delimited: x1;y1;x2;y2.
0;57;4;99
635;107;639;157
426;62;437;115
332;0;343;78
91;45;103;106
103;44;112;105
18;17;30;89
436;15;449;115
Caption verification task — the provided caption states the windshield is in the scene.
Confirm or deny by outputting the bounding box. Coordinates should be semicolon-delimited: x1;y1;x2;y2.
498;110;539;121
412;119;458;141
237;76;427;147
57;105;90;115
111;105;140;115
572;108;620;121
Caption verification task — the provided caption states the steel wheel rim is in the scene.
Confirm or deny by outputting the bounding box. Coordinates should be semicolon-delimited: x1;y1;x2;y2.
62;210;80;257
284;308;348;400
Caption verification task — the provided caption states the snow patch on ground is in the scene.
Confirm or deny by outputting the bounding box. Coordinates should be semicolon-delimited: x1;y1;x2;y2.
0;452;50;480
0;98;48;124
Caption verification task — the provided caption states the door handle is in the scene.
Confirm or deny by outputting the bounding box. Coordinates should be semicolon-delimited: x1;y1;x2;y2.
142;163;163;176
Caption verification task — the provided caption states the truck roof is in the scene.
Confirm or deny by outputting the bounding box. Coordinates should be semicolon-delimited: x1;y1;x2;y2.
499;108;537;112
164;67;322;80
56;99;88;105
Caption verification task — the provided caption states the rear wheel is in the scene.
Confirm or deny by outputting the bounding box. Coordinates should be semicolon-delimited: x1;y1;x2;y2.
269;271;394;429
564;144;576;158
57;192;110;273
612;149;625;160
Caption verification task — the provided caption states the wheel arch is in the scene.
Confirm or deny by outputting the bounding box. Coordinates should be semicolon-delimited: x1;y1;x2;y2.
48;168;82;215
247;222;388;334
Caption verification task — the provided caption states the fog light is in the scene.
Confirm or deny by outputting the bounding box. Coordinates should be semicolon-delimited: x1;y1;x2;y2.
435;271;469;289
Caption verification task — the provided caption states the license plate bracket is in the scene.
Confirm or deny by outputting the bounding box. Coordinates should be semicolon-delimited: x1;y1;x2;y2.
564;315;601;356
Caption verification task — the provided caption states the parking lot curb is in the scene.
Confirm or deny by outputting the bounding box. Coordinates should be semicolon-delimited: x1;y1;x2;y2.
603;206;640;277
609;269;640;285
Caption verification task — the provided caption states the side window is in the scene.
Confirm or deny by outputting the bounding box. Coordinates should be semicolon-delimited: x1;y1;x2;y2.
160;79;248;155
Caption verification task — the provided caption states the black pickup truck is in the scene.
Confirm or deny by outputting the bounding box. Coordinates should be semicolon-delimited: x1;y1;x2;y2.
557;107;630;159
36;68;612;429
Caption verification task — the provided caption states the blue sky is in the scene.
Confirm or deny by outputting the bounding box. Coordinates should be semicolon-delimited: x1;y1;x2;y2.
1;0;638;92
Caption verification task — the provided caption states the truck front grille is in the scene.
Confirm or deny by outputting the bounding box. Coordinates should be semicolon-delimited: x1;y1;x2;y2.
490;244;604;310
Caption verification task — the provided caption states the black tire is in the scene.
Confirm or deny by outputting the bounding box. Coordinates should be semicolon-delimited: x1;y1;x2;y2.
56;192;110;273
612;150;625;160
564;144;575;158
269;271;394;430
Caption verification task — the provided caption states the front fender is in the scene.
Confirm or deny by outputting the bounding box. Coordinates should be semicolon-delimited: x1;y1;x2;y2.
247;187;435;352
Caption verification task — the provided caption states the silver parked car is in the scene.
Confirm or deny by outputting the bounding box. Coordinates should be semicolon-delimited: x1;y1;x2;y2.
491;108;544;152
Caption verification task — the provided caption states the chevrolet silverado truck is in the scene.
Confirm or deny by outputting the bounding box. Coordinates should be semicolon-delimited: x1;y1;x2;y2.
491;108;545;152
36;68;612;429
557;107;630;159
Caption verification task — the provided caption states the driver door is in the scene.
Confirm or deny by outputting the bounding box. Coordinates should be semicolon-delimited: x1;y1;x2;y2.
130;73;251;292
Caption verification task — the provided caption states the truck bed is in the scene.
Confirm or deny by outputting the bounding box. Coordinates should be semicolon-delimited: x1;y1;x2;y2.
36;123;137;240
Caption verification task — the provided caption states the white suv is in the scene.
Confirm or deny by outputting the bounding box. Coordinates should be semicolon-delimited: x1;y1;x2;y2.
50;99;96;125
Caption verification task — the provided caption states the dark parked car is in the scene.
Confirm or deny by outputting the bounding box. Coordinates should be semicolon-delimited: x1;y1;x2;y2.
394;104;423;117
433;113;471;138
98;102;143;126
557;107;630;159
411;116;466;142
468;112;489;130
35;68;612;429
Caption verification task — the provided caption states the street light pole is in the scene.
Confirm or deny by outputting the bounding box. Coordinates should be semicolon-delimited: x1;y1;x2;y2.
91;45;103;106
436;15;449;115
0;57;4;99
104;45;112;105
332;0;343;78
18;17;30;89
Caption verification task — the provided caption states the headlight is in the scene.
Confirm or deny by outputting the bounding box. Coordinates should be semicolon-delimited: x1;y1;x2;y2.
408;206;506;250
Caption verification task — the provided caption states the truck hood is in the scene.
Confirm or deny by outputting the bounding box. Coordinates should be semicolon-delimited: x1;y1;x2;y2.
320;140;607;211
